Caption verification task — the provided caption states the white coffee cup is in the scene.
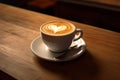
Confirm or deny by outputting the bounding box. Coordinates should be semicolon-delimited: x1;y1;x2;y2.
40;20;83;52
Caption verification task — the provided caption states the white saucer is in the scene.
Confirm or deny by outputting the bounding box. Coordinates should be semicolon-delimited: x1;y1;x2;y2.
30;36;86;62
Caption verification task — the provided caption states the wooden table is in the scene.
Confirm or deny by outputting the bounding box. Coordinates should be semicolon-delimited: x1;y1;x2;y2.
0;3;120;80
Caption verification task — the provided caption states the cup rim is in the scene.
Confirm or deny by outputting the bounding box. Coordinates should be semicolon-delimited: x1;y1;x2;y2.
40;20;76;36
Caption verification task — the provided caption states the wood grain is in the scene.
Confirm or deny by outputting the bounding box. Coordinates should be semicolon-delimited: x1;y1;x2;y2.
0;3;120;80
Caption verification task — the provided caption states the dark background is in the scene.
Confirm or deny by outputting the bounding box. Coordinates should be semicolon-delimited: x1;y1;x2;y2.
0;0;120;32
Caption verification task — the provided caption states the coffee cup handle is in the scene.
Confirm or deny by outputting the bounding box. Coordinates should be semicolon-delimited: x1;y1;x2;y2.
73;29;83;41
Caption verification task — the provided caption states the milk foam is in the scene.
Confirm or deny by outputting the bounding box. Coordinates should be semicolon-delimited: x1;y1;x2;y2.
48;24;67;33
41;21;75;36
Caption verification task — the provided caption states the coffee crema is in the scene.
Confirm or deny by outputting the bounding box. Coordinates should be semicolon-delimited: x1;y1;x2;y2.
41;22;75;36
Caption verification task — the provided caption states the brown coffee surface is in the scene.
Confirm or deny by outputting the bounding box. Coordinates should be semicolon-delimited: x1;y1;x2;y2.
41;22;75;36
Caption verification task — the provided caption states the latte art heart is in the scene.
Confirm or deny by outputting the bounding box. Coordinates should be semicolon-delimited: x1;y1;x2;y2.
41;21;75;36
48;25;67;33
